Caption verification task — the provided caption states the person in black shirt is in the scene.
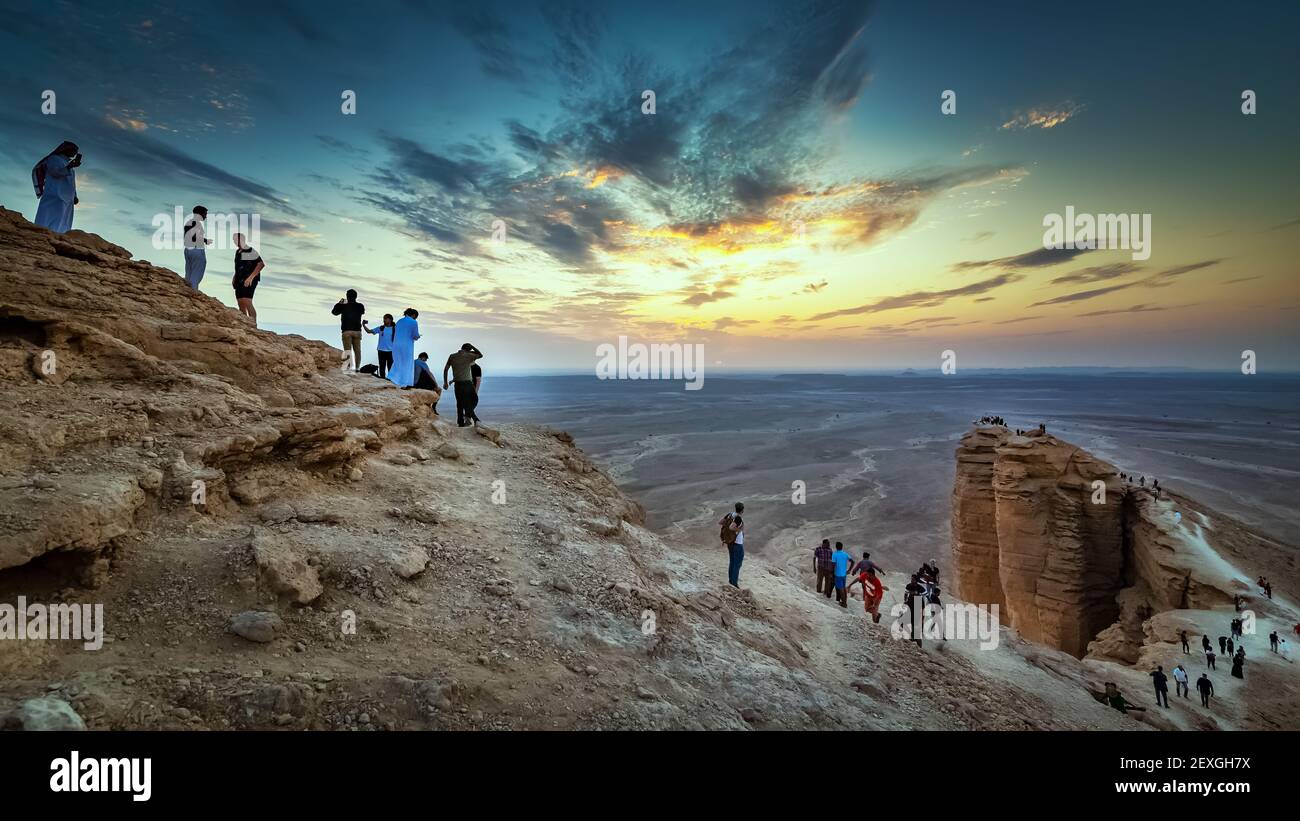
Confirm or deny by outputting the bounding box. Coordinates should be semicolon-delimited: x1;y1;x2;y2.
1150;665;1169;708
232;233;264;326
332;290;366;371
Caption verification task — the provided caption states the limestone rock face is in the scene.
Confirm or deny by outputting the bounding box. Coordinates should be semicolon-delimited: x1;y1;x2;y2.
953;427;1238;658
0;207;436;571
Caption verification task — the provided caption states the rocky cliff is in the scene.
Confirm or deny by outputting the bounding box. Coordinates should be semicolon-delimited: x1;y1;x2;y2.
0;207;1260;731
953;427;1246;658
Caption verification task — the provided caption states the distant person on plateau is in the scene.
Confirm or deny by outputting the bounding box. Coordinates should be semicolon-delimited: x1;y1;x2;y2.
1150;666;1169;708
1172;664;1189;699
1270;631;1279;652
364;314;397;378
182;206;210;288
1205;648;1216;670
830;542;853;608
32;141;80;233
813;539;834;598
1180;630;1189;654
442;343;484;427
388;308;420;388
232;234;264;325
333;290;366;371
718;503;745;588
1196;673;1214;707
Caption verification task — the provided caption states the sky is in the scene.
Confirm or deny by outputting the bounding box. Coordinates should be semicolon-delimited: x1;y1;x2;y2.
1;0;1297;372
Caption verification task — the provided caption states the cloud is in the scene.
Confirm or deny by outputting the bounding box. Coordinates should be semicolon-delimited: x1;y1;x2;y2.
1077;303;1172;318
954;245;1091;272
1032;259;1221;305
1049;262;1144;285
1030;283;1134;306
808;273;1022;321
1000;101;1084;130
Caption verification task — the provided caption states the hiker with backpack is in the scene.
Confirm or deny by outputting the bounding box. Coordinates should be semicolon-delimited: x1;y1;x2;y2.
718;503;745;588
32;141;81;234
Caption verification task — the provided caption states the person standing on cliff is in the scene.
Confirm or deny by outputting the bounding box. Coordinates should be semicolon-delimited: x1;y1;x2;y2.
1196;673;1214;707
332;289;366;371
1172;664;1189;699
1180;630;1190;654
388;308;420;387
718;503;745;588
813;539;834;598
231;233;264;326
1150;665;1170;708
32;141;80;233
442;343;484;427
364;313;397;378
182;205;210;288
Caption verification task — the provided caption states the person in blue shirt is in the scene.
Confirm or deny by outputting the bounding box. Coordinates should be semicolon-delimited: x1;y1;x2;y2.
412;352;441;398
830;541;853;608
363;313;397;378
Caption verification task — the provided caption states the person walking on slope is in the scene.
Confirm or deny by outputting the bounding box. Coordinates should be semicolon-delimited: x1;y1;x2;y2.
718;503;745;588
1270;631;1280;653
1196;673;1214;708
1201;634;1212;653
32;141;81;233
812;539;834;598
1150;665;1170;708
903;573;926;646
442;342;484;427
1218;635;1228;655
232;233;264;326
364;314;397;378
1231;648;1245;680
1180;630;1190;654
182;205;211;289
333;290;366;371
1206;648;1216;670
847;565;886;623
830;542;853;608
388;308;420;388
1173;664;1189;699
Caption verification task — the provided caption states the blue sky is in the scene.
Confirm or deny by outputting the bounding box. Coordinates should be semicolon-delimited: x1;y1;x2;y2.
1;0;1297;371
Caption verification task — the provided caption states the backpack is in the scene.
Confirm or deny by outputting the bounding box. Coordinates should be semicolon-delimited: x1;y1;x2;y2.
718;513;736;544
32;155;52;197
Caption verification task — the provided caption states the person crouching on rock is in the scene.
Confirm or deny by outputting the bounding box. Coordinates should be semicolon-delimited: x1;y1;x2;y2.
412;352;442;401
232;233;264;326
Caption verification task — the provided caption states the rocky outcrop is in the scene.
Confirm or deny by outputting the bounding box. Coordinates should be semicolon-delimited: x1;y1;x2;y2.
953;427;1242;658
0;207;437;571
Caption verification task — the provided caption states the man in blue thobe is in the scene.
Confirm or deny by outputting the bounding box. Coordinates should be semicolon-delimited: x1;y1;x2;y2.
33;141;80;234
388;308;421;388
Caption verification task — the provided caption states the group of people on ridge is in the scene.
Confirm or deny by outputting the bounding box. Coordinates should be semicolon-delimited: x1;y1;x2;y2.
331;291;486;427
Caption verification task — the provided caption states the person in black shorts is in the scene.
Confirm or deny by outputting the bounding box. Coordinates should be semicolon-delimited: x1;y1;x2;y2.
232;233;264;326
470;361;482;421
